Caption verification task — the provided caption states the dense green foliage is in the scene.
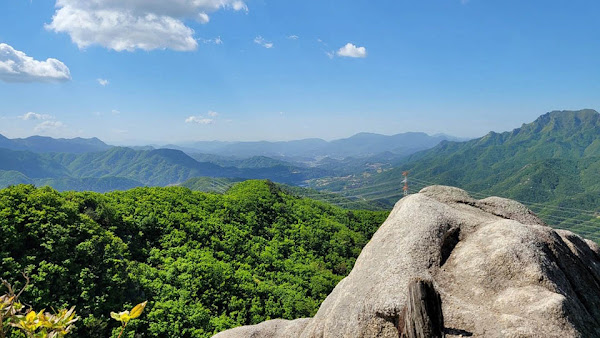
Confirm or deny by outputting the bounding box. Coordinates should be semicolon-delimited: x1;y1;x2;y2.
179;177;242;193
0;180;388;337
179;178;388;211
310;110;600;242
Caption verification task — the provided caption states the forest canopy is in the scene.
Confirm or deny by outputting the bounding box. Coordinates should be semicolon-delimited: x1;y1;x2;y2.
0;180;388;337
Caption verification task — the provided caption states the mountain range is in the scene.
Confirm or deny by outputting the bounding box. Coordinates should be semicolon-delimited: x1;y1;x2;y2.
171;132;462;160
0;131;456;192
0;147;333;191
309;109;600;240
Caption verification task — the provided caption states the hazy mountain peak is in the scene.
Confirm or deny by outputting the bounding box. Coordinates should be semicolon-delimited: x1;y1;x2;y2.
0;134;111;153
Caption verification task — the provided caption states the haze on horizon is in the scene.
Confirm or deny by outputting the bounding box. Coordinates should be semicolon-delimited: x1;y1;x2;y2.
1;1;599;144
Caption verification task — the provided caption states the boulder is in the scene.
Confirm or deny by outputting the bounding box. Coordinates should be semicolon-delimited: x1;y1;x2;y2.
214;186;600;337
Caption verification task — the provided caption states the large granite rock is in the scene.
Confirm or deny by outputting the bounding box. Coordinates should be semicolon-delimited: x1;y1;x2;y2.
214;186;600;337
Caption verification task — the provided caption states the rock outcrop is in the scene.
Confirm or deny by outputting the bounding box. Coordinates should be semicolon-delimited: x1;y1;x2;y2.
214;186;600;337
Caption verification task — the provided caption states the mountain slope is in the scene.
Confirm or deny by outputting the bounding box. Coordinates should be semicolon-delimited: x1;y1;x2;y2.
51;147;234;186
0;146;331;191
0;148;70;178
309;110;600;240
399;109;600;191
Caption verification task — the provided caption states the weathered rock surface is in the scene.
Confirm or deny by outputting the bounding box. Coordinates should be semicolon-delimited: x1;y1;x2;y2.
214;186;600;337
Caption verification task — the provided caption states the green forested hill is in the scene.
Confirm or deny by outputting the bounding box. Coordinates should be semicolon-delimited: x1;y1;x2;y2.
179;177;390;211
0;180;388;337
50;147;233;186
309;110;600;241
0;148;71;178
180;177;243;192
0;147;331;191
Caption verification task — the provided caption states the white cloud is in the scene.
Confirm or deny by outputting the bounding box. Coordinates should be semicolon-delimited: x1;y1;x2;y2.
19;112;53;120
0;43;71;83
325;51;335;59
201;36;223;45
336;43;367;58
198;12;210;24
231;1;248;11
254;36;273;49
207;111;219;117
111;109;120;114
97;78;109;86
34;121;65;132
46;0;248;52
185;116;214;124
287;35;299;40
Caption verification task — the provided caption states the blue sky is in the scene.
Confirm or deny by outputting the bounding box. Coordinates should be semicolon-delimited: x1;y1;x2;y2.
0;0;599;144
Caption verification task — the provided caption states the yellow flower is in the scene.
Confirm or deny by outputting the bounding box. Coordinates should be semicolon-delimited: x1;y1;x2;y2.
111;301;147;324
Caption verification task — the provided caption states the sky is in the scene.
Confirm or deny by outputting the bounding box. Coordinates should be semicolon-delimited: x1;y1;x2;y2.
0;0;599;145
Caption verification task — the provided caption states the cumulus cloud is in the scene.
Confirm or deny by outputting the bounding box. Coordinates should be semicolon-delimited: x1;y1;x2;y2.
45;0;248;52
207;111;219;117
34;121;65;132
185;116;214;124
19;112;53;120
254;36;273;49
287;35;299;40
0;43;71;83
97;78;109;86
336;43;367;58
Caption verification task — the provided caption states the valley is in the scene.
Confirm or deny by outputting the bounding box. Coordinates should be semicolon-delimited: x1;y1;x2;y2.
1;110;599;242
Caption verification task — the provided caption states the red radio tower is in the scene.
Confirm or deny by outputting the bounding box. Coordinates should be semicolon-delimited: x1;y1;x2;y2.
402;171;409;196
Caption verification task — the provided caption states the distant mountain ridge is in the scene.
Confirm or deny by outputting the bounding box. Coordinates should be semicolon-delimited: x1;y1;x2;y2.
176;132;460;159
0;130;458;192
0;134;111;153
0;131;459;161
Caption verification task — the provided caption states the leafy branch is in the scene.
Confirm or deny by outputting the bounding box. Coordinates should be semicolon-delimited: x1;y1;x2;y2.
111;301;147;338
1;273;79;338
